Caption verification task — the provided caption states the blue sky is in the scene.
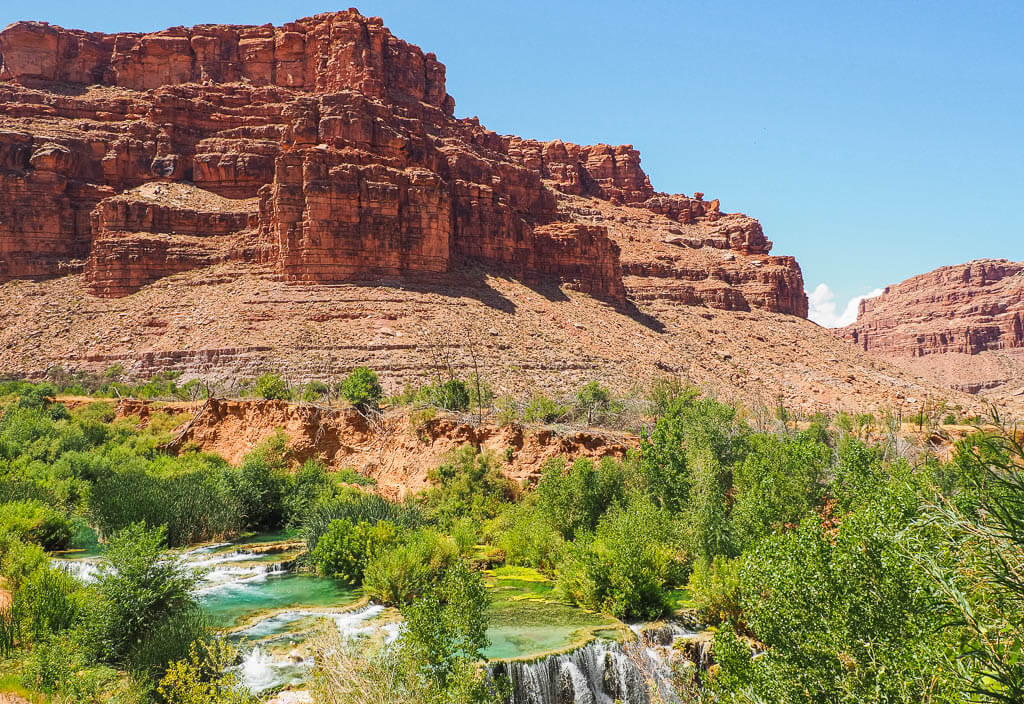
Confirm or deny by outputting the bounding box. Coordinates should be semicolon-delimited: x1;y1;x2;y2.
3;1;1022;326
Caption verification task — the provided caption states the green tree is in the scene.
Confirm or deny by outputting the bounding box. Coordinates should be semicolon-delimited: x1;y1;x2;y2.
715;509;956;704
253;373;292;401
157;639;255;704
534;457;625;540
908;424;1024;702
312;518;400;585
556;497;682;620
731;433;829;550
418;446;514;528
339;367;383;409
575;381;611;424
85;523;207;676
363;529;459;605
398;562;494;703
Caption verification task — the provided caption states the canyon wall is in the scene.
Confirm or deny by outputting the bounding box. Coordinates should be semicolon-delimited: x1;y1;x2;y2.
842;259;1024;357
0;9;806;315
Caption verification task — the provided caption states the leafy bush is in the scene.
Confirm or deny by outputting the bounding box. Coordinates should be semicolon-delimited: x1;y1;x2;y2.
0;537;47;586
398;561;492;698
89;459;242;547
282;460;340;526
158;639;255;704
556;498;682;620
492;503;563;574
715;511;955;704
339;367;383;409
15;564;81;641
575;381;621;424
303;491;422;555
534;457;626;540
730;433;829;550
418;446;514;528
688;556;743;626
253;373;292;401
421;379;471;412
363;529;459;605
84;523;207;674
231;438;288;531
522;394;569;424
312;518;400;585
302;380;331;402
0;499;73;550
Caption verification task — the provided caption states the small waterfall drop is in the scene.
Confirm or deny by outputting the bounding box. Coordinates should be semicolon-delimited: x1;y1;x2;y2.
491;622;706;704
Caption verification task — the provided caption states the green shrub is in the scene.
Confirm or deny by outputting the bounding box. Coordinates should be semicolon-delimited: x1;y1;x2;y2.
398;561;491;696
556;498;682;620
731;433;829;551
363;529;459;605
302;491;422;555
253;373;292;401
421;379;471;412
492;504;563;574
15;564;81;641
282;460;339;526
312;518;400;585
522;395;568;424
302;380;331;403
231;449;287;531
339;367;383;409
158;639;255;704
21;633;77;694
688;556;743;626
418;446;514;528
534;457;626;540
0;537;47;586
575;381;613;424
84;523;206;673
0;499;73;550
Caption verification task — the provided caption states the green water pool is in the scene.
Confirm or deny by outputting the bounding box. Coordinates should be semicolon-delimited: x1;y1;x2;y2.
200;574;359;629
482;567;619;660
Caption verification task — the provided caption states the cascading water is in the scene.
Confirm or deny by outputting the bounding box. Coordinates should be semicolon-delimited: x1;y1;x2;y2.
491;622;705;704
493;640;650;704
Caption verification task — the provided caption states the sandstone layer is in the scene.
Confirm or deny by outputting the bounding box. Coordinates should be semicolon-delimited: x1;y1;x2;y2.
0;9;804;314
841;259;1024;407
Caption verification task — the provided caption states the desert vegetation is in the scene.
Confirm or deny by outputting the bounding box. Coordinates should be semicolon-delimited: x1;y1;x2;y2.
0;374;1021;704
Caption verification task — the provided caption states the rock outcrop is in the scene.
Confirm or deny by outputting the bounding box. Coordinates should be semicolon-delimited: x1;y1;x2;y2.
843;259;1024;357
841;259;1024;406
0;9;806;315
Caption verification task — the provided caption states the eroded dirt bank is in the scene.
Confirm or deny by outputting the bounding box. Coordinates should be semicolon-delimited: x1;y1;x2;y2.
114;398;634;498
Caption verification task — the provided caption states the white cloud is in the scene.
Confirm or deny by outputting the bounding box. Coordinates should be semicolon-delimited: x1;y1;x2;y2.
807;283;883;328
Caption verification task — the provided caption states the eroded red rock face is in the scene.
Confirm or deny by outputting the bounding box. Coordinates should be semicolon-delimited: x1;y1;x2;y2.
0;10;806;315
842;260;1024;357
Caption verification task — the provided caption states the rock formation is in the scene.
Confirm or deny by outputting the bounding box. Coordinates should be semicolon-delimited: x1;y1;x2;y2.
841;259;1024;404
0;9;805;314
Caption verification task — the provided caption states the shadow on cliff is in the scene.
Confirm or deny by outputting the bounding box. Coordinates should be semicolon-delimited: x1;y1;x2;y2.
618;300;667;333
351;269;518;314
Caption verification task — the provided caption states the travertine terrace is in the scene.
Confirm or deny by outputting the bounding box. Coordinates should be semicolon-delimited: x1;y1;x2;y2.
0;10;987;414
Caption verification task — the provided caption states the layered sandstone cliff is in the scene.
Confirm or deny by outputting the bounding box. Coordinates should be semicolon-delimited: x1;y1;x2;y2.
841;259;1024;403
0;10;805;314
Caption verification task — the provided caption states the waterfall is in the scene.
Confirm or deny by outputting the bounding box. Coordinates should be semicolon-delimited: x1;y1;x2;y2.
491;622;708;704
52;557;102;584
235;645;313;693
492;639;652;704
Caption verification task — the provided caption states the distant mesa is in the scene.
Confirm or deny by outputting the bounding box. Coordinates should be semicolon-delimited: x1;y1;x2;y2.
0;9;807;316
841;258;1024;403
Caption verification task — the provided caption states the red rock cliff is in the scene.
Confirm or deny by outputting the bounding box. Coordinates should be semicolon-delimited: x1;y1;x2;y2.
842;259;1024;357
0;9;806;314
